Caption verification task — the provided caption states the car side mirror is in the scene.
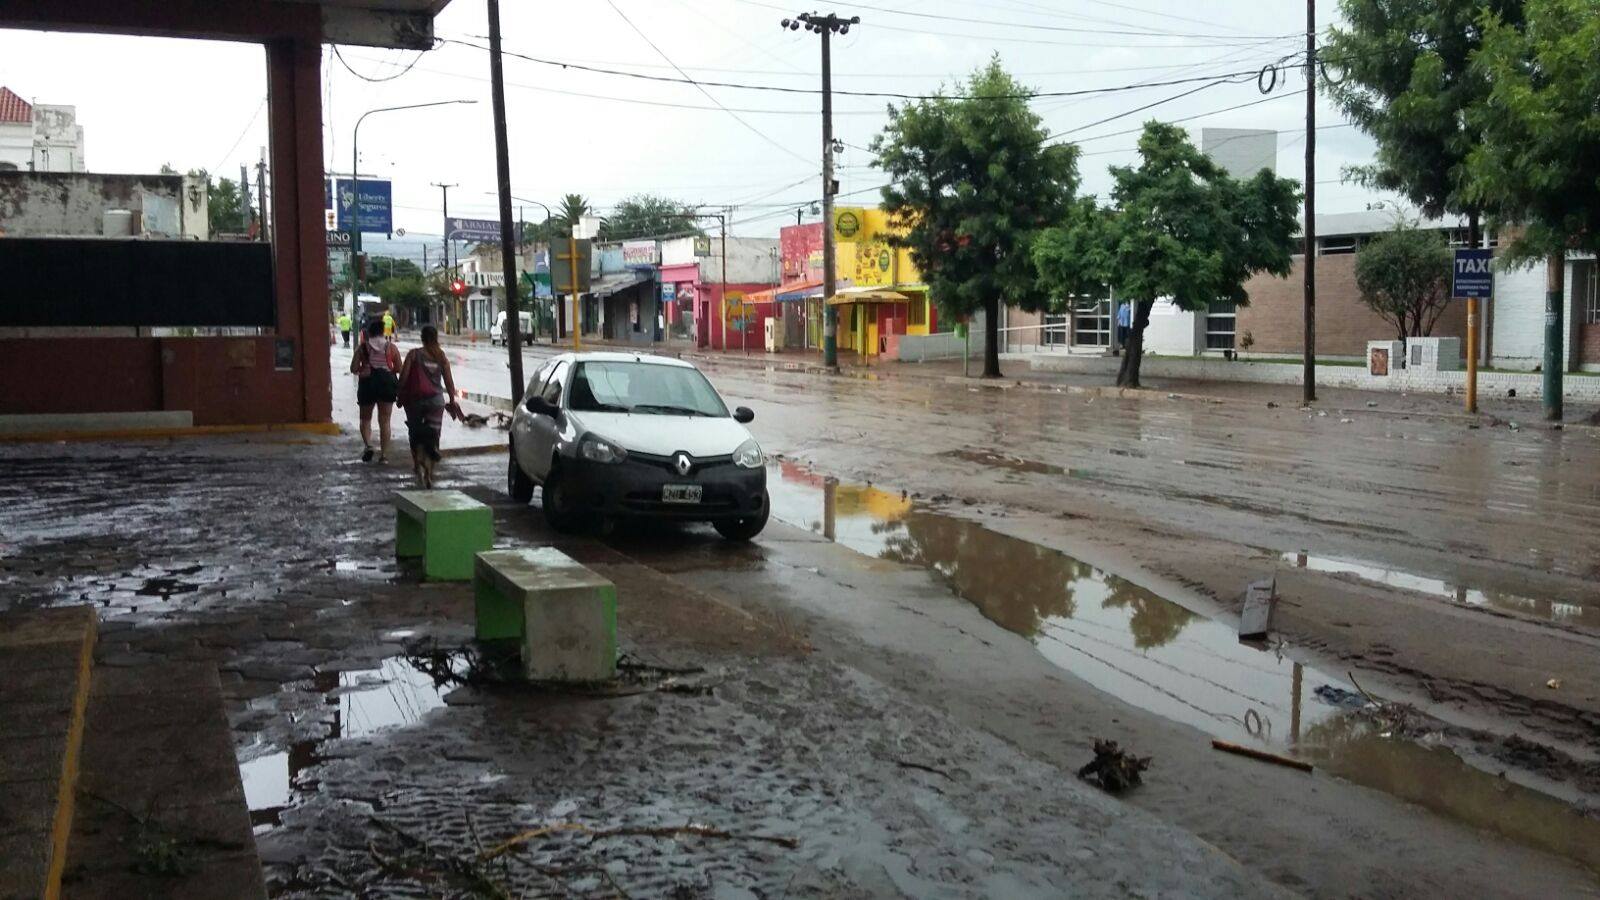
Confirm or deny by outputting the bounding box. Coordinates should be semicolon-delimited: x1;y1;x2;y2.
525;395;557;417
733;406;755;424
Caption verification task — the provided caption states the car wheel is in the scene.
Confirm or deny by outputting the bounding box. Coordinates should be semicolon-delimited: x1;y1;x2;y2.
507;442;534;503
540;464;582;533
713;493;769;542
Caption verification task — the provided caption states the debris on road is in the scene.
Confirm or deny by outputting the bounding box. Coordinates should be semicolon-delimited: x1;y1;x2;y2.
1077;739;1151;793
1238;577;1277;641
1210;740;1314;773
1547;678;1562;690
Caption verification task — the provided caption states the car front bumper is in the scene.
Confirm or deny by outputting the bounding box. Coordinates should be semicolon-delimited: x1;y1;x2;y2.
561;452;767;521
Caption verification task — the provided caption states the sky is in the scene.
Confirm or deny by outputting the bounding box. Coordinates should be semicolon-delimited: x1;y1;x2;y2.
0;0;1397;244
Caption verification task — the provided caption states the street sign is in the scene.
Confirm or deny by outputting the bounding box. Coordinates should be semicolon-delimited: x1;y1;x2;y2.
445;216;502;243
332;178;393;233
1452;248;1493;299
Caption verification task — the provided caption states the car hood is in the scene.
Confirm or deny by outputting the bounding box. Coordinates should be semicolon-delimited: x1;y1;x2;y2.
569;411;754;458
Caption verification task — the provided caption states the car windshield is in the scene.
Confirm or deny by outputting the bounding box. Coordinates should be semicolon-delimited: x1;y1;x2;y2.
568;361;730;417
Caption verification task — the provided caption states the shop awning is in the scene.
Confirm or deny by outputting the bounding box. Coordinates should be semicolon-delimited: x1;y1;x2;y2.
745;277;827;304
825;287;919;306
590;271;651;297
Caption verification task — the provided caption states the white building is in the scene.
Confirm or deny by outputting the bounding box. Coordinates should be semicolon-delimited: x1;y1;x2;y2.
0;87;86;173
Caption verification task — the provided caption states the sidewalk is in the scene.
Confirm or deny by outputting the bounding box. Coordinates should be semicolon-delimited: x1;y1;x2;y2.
328;346;508;459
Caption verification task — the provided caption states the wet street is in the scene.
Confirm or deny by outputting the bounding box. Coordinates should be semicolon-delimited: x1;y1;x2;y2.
0;343;1596;897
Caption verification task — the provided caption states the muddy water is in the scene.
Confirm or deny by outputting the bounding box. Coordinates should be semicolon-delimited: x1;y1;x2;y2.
1281;551;1600;629
237;655;455;833
765;462;1600;872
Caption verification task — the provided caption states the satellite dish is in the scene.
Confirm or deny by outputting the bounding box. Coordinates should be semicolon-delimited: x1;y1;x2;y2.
396;228;407;237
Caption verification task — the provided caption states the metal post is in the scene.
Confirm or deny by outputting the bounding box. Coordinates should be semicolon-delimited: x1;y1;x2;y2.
486;0;524;401
571;228;582;351
820;25;838;370
256;148;269;243
432;182;458;331
1302;0;1317;405
721;213;729;353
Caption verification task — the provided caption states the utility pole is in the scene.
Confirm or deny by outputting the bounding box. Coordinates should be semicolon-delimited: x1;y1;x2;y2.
485;0;525;399
239;163;252;236
432;182;459;332
256;148;269;243
1301;0;1317;405
783;11;858;370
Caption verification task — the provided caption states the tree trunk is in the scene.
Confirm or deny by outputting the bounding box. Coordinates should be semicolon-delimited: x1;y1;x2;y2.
1115;300;1154;388
982;294;1002;378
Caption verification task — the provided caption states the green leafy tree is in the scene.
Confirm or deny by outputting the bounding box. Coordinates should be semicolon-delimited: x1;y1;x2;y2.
373;275;428;312
1467;0;1600;420
597;194;703;241
367;256;423;283
1038;123;1300;388
1324;0;1523;244
872;58;1083;378
557;193;591;233
1353;221;1452;343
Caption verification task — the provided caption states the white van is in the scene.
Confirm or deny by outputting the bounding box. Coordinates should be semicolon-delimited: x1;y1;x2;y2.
491;310;533;346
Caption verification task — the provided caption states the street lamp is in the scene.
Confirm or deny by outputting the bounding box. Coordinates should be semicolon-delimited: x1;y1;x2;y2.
348;100;476;306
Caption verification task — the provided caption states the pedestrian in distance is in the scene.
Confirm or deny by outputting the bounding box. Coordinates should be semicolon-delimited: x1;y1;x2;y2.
350;318;401;463
337;311;352;348
397;325;463;489
382;309;396;338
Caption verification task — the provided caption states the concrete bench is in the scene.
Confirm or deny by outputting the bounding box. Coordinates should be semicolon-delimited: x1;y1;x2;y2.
394;490;494;581
474;547;617;683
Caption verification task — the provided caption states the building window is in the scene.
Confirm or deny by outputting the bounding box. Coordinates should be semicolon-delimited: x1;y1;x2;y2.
1073;299;1110;347
908;298;926;327
1318;235;1360;255
1205;300;1237;350
1043;313;1069;346
1447;228;1499;249
1580;261;1599;324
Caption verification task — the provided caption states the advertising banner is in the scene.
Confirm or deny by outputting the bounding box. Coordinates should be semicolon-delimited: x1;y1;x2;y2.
445;217;502;243
332;178;393;234
622;240;661;266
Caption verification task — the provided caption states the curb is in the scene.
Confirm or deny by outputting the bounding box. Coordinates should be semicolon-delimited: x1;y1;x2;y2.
440;442;510;459
0;421;342;444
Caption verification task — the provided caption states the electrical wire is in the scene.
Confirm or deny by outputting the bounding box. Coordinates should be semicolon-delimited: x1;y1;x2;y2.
780;0;1297;41
601;0;815;165
331;43;429;83
210;96;266;175
441;37;1281;103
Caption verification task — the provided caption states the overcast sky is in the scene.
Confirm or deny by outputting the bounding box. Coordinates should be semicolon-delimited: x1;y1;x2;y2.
0;0;1395;239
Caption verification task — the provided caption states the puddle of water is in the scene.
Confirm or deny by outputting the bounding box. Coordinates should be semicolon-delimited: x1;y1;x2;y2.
238;655;458;832
938;448;1066;476
765;462;1600;871
1282;551;1600;629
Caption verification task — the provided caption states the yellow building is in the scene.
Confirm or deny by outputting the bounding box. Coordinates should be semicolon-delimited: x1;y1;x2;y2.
828;206;933;359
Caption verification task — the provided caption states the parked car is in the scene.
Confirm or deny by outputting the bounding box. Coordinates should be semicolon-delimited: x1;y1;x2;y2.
491;310;533;346
507;352;769;540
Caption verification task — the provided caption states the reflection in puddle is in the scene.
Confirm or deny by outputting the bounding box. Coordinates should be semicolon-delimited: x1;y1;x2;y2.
766;461;1600;872
238;655;457;833
1281;551;1600;629
938;448;1066;476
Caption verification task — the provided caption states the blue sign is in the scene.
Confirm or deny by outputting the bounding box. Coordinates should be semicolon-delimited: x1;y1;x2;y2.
1452;248;1494;299
446;216;502;243
661;282;676;303
333;178;393;234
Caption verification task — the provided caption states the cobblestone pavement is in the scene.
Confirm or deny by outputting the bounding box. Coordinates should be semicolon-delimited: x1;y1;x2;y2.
0;437;1277;898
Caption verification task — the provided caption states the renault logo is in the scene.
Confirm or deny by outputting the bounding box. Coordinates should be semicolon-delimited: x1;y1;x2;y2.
673;452;692;476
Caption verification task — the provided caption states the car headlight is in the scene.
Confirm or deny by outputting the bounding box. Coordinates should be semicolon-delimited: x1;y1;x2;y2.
733;438;764;469
580;434;628;464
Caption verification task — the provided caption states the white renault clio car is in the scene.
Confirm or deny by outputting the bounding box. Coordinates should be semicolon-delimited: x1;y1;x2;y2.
507;352;769;540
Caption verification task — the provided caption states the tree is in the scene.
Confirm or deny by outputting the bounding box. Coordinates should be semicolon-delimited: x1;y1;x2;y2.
1038;123;1300;388
373;275;428;312
872;58;1083;378
205;177;248;235
556;193;590;233
367;256;423;283
1353;220;1452;343
1466;0;1600;420
1324;0;1524;245
597;194;703;241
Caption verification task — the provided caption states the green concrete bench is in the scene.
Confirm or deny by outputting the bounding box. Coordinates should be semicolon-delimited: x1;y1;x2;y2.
394;490;494;581
475;547;617;683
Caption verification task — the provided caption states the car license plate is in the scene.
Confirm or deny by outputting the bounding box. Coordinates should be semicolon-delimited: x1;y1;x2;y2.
662;484;702;504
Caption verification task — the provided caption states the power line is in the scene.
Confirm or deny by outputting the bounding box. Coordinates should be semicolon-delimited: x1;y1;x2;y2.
601;0;814;165
331;44;428;83
210;96;266;175
789;0;1296;41
441;37;1276;102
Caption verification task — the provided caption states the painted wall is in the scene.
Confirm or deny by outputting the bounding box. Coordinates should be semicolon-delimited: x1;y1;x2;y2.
0;171;206;238
0;121;29;171
30;105;85;173
1491;255;1593;371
